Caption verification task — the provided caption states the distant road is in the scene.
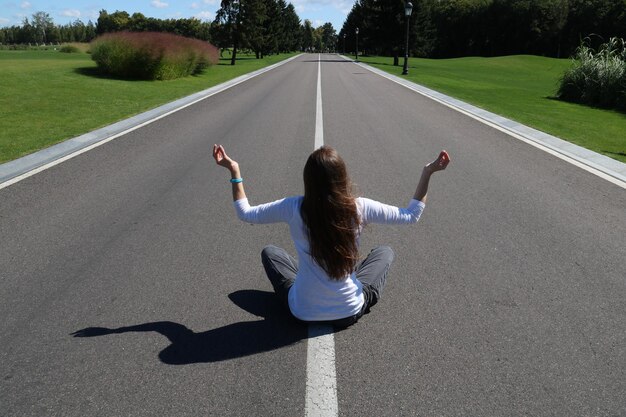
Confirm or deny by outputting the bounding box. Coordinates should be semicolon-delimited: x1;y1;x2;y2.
1;53;624;416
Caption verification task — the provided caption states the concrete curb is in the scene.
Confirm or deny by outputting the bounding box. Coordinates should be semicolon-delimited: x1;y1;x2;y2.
341;55;626;188
0;54;303;189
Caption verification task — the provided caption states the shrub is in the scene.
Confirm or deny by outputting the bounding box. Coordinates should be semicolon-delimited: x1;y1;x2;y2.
59;44;80;53
90;32;219;80
558;37;626;111
0;44;51;50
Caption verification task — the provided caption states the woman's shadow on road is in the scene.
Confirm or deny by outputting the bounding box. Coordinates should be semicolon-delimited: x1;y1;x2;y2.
71;290;308;364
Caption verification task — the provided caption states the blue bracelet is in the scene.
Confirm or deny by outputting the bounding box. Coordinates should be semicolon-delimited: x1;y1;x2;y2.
230;178;243;183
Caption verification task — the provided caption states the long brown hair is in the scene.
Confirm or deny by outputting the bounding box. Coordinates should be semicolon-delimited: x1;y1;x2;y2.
301;146;359;280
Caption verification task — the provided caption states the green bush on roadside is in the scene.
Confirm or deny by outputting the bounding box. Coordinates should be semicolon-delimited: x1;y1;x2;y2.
59;44;80;53
90;31;219;80
558;37;626;111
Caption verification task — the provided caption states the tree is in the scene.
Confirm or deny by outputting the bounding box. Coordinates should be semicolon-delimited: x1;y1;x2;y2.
340;1;364;54
281;3;301;51
427;0;492;58
562;0;626;56
215;0;242;64
96;10;131;34
375;0;404;62
410;0;437;58
301;19;314;51
241;0;268;58
317;22;337;52
85;21;97;41
483;0;569;57
129;12;148;31
30;11;54;43
261;0;281;55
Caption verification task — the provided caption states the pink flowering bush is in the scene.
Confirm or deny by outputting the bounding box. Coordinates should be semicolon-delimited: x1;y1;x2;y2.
90;31;219;80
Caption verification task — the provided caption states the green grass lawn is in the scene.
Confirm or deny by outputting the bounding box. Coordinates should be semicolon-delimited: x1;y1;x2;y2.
0;50;297;163
357;55;626;163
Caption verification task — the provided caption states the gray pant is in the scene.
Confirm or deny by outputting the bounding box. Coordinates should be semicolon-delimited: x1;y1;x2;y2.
260;245;394;328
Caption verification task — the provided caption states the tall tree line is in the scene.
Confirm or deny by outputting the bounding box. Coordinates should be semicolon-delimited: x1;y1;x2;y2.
0;11;96;44
96;10;212;41
0;10;211;45
2;5;337;59
340;0;626;59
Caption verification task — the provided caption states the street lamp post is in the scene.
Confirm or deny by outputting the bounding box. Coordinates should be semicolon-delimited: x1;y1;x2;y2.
355;27;359;62
402;1;413;75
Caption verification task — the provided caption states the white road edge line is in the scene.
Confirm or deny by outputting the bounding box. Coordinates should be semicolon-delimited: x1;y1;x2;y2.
342;55;626;190
305;53;339;417
0;54;303;191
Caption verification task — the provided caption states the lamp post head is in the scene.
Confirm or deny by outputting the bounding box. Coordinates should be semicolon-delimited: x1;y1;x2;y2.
405;1;413;16
355;27;359;35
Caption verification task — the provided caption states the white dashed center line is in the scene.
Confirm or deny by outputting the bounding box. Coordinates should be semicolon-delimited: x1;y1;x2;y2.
305;54;338;417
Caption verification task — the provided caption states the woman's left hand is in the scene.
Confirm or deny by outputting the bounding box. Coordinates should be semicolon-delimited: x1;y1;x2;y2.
426;150;450;173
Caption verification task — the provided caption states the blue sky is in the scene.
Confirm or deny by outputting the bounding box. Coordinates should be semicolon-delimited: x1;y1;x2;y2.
0;0;352;31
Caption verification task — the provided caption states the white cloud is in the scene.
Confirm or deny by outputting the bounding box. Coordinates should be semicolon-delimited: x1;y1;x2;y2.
195;10;213;20
191;2;200;9
203;0;218;5
151;0;169;8
20;1;31;9
60;9;81;18
0;17;10;24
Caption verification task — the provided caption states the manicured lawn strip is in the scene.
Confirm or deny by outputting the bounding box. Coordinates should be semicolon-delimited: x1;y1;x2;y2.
357;55;626;163
0;50;297;163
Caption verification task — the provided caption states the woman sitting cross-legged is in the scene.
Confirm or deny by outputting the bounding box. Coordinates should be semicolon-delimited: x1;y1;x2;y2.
213;144;450;328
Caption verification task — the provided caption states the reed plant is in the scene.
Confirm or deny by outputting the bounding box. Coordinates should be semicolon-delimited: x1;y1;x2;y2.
90;32;219;80
558;37;626;111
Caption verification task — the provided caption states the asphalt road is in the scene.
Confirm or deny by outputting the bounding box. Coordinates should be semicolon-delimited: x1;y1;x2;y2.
1;53;625;416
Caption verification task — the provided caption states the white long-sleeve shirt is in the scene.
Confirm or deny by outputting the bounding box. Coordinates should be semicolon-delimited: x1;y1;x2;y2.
234;196;425;321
